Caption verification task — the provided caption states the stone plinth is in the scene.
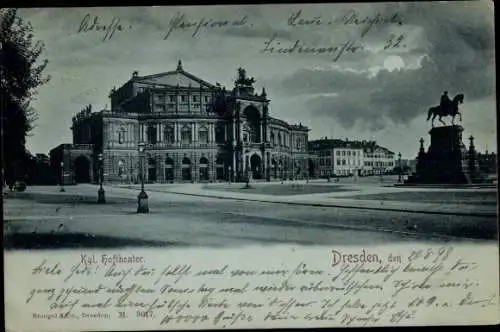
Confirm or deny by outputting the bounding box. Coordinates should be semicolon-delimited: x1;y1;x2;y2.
407;125;474;184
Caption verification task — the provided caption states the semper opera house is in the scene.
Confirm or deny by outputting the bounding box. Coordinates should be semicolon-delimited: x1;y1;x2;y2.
50;61;312;184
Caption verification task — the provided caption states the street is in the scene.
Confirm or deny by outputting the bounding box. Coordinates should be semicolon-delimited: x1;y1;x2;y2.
3;182;497;250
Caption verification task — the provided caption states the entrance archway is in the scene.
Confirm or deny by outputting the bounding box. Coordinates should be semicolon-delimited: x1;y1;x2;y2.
164;156;174;182
250;154;262;179
243;106;261;143
308;158;315;178
182;157;192;181
75;156;91;183
148;157;157;182
215;157;224;181
199;157;209;181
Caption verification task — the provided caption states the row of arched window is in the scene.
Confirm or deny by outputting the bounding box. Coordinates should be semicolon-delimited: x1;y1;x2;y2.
144;156;225;166
270;132;304;149
117;124;226;144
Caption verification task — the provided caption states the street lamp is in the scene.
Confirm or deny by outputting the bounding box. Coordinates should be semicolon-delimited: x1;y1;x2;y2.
137;142;149;213
60;161;65;192
97;153;106;203
306;163;309;184
228;166;232;184
398;152;402;184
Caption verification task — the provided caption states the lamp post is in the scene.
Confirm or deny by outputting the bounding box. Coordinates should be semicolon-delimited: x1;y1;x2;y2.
137;142;149;213
59;161;65;192
97;153;106;203
228;166;232;184
306;163;309;184
398;152;402;184
279;164;283;184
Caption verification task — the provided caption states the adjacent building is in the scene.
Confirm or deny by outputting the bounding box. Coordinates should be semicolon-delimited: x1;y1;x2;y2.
50;62;311;184
362;144;396;176
308;138;395;177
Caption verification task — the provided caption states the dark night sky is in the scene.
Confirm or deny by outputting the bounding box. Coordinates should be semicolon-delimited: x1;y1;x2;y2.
19;2;496;158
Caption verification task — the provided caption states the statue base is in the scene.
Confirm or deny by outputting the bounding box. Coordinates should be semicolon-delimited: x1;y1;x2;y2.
406;125;477;184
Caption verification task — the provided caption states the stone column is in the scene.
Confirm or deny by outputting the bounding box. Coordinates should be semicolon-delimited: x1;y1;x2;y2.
232;151;236;180
193;122;198;142
262;150;266;178
232;119;236;146
174;123;179;142
191;123;195;144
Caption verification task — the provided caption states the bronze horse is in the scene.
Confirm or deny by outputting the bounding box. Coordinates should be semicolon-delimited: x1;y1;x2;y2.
426;93;465;127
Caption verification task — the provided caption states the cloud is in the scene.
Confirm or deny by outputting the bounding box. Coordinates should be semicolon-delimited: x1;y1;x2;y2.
15;4;495;155
272;2;495;130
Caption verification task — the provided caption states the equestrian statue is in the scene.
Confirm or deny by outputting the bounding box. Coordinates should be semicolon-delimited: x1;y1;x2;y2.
426;91;465;127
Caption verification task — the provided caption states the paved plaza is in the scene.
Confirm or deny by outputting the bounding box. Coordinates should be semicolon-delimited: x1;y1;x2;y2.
3;178;498;250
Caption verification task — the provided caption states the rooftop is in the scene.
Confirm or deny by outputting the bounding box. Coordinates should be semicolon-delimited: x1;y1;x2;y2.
131;60;216;89
308;138;394;154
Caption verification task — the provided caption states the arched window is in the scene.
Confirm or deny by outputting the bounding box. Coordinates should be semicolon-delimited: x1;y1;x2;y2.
199;157;209;181
181;125;192;144
215;125;225;143
181;157;192;181
278;133;282;146
164;156;174;181
165;156;174;166
198;125;209;143
148;157;157;182
215;156;224;180
118;127;126;144
147;125;157;144
164;125;174;143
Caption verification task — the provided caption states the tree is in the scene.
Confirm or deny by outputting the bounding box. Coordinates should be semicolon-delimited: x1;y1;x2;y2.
0;8;50;187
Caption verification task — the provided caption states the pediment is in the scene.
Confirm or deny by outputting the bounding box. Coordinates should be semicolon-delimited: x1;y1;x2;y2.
136;70;215;89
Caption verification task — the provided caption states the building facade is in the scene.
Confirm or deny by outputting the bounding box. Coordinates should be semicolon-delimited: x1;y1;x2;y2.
50;62;312;184
308;138;395;177
362;145;396;176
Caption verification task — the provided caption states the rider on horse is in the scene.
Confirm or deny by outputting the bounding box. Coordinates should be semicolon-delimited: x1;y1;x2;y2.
427;91;465;127
440;91;451;114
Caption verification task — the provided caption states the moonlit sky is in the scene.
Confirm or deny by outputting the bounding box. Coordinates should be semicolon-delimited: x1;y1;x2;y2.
19;2;496;158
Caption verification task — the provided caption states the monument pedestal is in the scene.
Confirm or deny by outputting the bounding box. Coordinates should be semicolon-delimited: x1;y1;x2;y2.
407;125;475;184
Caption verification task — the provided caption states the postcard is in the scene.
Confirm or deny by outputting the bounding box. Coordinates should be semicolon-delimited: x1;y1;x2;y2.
2;2;499;331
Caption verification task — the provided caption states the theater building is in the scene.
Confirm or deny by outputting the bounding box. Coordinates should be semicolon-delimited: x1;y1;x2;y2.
50;61;312;184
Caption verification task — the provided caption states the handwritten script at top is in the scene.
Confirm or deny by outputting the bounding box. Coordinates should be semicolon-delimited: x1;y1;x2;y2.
23;246;497;328
75;8;406;62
